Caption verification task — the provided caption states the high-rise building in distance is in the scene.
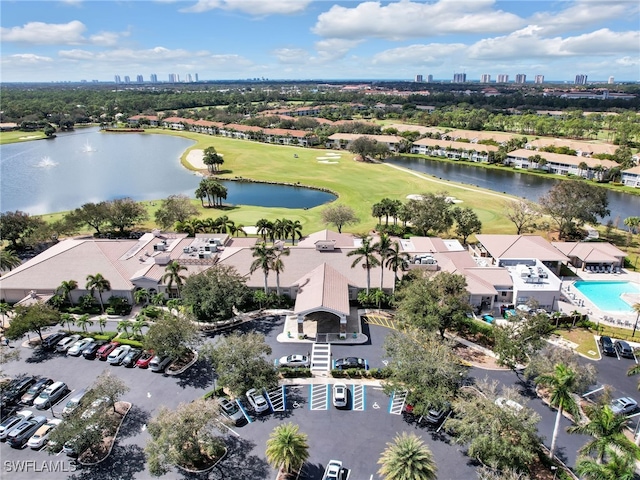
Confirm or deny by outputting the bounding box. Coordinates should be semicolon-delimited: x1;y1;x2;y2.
534;75;544;84
575;74;588;85
515;74;526;84
136;75;144;83
427;74;433;83
195;73;199;82
608;76;614;84
453;73;466;83
415;74;423;83
480;74;491;83
496;74;509;83
150;74;158;83
124;76;131;83
114;75;121;83
168;73;178;82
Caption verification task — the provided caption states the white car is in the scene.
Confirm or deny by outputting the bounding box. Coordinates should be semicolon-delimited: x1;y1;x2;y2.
246;388;270;414
66;338;93;356
333;383;348;408
107;345;132;365
27;418;62;449
278;354;310;368
0;410;33;440
322;460;346;480
495;397;523;412
55;334;81;353
33;381;68;410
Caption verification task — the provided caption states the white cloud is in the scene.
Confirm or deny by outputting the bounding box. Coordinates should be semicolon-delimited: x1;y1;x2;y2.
468;27;639;60
313;38;363;62
272;48;309;64
616;56;640;67
3;53;53;65
89;31;128;47
1;21;87;45
181;0;312;15
372;43;467;65
312;0;524;40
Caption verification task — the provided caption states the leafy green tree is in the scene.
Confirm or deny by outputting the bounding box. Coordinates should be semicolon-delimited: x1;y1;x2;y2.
623;216;640;234
377;432;437;480
201;331;278;397
321;204;359;233
383;327;467;417
395;271;470;338
493;313;554;370
503;200;538;235
143;311;198;360
154;194;200;230
265;423;310;475
161;260;187;297
535;363;581;459
250;242;276;294
86;273;111;313
405;193;454;236
452;206;482;244
347;235;380;294
539;181;609;240
106;197;149;233
145;399;226;477
524;346;597;395
575;448;635;480
5;303;61;344
202;146;224;173
91;370;129;413
0;211;47;250
0;248;22;273
65;201;111;235
349;136;379;161
56;279;78;306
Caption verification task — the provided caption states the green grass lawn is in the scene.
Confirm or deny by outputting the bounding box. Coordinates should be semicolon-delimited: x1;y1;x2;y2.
554;328;600;359
0;130;47;144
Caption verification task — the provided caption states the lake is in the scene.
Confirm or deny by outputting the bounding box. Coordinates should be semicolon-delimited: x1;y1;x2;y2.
0;128;336;214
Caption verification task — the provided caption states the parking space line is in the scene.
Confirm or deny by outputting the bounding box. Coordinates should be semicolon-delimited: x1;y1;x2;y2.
352;384;365;411
389;390;407;415
264;385;286;412
310;384;329;410
236;398;252;423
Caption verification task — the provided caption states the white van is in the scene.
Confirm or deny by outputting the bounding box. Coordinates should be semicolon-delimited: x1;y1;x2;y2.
62;389;88;417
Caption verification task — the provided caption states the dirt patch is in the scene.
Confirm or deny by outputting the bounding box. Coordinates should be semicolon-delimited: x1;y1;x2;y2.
167;349;196;372
453;344;507;370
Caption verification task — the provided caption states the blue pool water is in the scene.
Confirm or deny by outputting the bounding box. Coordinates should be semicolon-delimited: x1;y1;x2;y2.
573;281;640;312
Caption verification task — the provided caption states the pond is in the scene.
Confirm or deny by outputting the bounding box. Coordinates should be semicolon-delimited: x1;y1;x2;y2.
0;128;336;214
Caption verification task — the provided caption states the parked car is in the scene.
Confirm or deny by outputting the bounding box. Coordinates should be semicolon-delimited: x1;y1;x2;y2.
218;398;246;426
334;357;367;370
33;381;68;410
82;340;106;359
246;388;269;414
55;334;81;353
7;415;47;448
599;336;616;356
0;410;33;441
67;338;94;356
615;340;635;359
121;348;143;368
20;378;53;406
424;403;451;425
135;350;154;368
95;341;120;361
149;355;172;373
611;397;638;415
495;397;523;412
62;388;88;417
1;376;37;407
322;460;347;480
278;354;310;368
107;345;132;365
27;418;62;449
333;383;348;408
42;332;69;350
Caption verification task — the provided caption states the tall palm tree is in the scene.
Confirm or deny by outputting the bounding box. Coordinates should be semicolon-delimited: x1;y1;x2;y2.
375;233;393;290
0;302;13;329
535;363;581;459
85;273;111;313
60;313;76;333
265;423;309;475
576;448;635;480
161;260;187;297
0;249;21;274
250;243;276;294
289;220;303;245
75;314;93;333
117;320;131;336
151;292;165;306
57;280;78;306
377;432;438;480
347;235;380;295
272;248;290;296
568;403;638;463
256;219;273;243
98;316;107;334
631;302;640;337
131;319;148;339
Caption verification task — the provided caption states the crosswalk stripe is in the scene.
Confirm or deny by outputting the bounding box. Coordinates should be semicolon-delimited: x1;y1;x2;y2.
389;390;407;415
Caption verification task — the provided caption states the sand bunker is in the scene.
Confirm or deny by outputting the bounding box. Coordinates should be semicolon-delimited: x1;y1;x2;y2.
406;194;463;203
318;160;339;164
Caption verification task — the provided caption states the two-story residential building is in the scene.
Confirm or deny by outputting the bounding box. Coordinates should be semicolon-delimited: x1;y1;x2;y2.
410;138;498;162
506;149;618;179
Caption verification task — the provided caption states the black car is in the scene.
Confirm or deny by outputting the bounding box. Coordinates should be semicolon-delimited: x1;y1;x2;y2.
20;378;53;406
82;340;106;360
599;336;616;356
42;332;69;350
121;348;143;368
334;357;368;370
0;377;37;407
615;340;635;359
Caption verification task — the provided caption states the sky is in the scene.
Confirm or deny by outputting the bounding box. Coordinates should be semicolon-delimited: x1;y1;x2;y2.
1;0;639;83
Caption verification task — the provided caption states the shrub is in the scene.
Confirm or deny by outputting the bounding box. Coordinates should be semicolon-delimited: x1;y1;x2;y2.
140;306;162;319
91;331;118;341
114;338;144;348
107;296;131;315
279;367;312;378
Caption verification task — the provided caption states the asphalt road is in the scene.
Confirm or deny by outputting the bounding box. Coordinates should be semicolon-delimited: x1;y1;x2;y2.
1;316;638;479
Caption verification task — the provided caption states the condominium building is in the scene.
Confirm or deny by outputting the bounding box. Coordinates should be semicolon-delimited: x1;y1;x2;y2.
427;75;433;83
150;74;158;83
608;76;615;84
453;73;467;83
496;74;509;83
534;75;544;84
575;74;588;85
136;75;144;83
168;73;179;83
114;75;121;84
480;74;491;83
415;74;423;83
515;74;526;84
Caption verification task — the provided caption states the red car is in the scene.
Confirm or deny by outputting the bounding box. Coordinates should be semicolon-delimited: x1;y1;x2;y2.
95;342;119;361
135;350;154;368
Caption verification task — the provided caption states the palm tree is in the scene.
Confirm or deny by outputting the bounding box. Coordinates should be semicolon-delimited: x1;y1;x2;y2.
250;243;276;294
576;448;635;480
131;319;147;339
272;248;290;296
347;235;380;295
75;314;93;333
289;220;303;245
85;273;111;313
375;233;393;289
535;363;581;459
0;249;21;274
632;302;640;337
385;242;410;287
117;320;131;337
161;260;187;297
256;219;273;243
60;313;76;333
98;316;107;334
568;403;638;463
626;361;640;391
151;292;165;306
377;432;438;480
0;302;13;329
265;422;309;475
134;288;150;306
57;280;78;306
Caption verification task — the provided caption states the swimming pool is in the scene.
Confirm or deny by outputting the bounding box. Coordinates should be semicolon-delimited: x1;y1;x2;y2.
573;281;640;312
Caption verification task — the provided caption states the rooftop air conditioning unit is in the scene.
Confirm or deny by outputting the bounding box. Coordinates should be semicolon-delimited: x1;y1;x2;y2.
154;243;166;251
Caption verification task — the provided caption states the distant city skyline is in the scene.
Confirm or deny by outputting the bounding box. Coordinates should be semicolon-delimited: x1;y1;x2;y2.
1;1;638;83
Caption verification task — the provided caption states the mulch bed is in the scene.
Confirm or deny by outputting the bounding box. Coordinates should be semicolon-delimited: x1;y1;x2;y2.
453;343;506;370
78;401;130;465
166;349;196;373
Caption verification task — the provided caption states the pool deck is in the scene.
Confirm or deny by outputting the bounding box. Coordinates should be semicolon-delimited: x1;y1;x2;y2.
560;267;640;329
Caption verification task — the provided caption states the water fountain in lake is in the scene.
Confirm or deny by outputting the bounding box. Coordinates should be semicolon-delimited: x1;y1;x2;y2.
36;156;58;168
